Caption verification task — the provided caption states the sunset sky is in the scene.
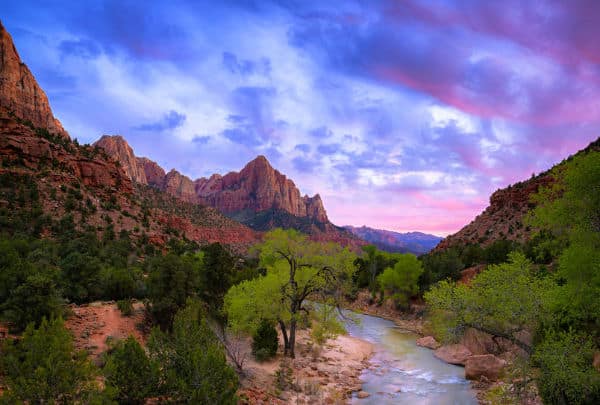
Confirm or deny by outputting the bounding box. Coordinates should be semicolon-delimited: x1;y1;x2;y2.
2;0;599;235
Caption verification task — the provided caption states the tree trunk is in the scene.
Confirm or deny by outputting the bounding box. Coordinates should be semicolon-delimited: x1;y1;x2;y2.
279;320;290;356
288;318;297;358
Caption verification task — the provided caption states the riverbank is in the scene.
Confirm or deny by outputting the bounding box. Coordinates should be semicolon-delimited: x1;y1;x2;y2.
238;329;373;404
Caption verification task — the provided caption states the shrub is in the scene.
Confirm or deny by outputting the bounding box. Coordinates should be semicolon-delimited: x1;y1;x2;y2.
252;319;278;361
117;299;133;316
104;336;157;404
533;330;600;404
0;318;104;403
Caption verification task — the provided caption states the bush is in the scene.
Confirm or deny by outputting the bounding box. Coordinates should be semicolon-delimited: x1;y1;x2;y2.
148;301;238;403
252;319;278;361
0;318;104;403
104;336;157;404
533;330;600;404
117;299;133;316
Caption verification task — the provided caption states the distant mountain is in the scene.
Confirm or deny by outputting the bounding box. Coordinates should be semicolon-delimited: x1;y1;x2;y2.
95;135;361;247
435;137;600;252
344;225;442;255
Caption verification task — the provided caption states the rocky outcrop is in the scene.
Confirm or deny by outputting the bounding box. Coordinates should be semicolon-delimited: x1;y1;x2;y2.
93;135;147;184
0;20;68;138
137;157;165;187
163;169;197;203
416;336;441;350
195;155;328;222
464;354;507;381
434;344;472;366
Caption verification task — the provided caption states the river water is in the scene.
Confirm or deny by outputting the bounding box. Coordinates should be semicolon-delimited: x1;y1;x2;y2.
345;312;477;405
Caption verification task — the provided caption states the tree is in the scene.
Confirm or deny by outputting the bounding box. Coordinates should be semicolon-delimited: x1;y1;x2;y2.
252;319;279;361
377;253;423;309
0;317;104;403
199;243;235;315
419;247;464;291
352;245;398;294
225;229;355;358
424;252;553;352
532;330;600;404
104;336;157;404
147;301;238;404
146;253;201;329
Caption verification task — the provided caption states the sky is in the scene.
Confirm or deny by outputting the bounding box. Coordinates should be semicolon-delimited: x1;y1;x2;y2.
2;0;599;236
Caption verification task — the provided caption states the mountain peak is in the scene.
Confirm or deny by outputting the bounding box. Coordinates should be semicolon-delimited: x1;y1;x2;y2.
0;20;69;138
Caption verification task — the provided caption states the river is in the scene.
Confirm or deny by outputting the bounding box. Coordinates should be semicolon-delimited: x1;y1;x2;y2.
344;312;477;404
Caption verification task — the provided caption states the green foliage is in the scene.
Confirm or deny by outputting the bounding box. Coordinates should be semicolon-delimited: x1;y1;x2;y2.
252;319;279;361
352;244;399;293
147;301;238;404
199;243;235;315
424;252;552;348
0;318;105;403
533;330;600;404
103;336;157;404
419;247;464;291
225;229;355;357
99;266;144;301
146;253;202;329
60;252;103;303
377;254;423;309
116;299;134;316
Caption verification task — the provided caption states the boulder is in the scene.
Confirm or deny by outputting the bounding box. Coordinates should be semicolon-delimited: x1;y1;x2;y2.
434;344;472;366
356;391;370;399
464;354;507;381
416;336;441;350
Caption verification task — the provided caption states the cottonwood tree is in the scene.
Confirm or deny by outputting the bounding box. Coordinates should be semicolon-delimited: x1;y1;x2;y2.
224;229;355;358
377;253;423;309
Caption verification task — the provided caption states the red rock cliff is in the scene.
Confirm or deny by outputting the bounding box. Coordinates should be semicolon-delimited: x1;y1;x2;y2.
0;20;68;138
95;136;329;223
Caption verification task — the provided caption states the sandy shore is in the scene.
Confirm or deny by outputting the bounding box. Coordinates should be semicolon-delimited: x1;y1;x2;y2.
239;329;373;404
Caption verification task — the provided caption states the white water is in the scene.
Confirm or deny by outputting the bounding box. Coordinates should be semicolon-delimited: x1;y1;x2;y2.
345;312;477;405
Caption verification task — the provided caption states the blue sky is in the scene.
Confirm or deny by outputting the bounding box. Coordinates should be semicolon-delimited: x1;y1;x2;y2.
2;0;599;235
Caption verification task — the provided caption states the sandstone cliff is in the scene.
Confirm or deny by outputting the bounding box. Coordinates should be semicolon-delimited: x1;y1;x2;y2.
95;136;329;224
0;20;68;138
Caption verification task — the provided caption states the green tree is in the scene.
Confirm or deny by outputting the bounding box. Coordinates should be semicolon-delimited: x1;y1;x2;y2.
419;247;464;291
225;229;355;358
533;330;600;404
104;336;157;404
377;253;423;309
199;243;235;315
147;301;238;403
252;319;279;361
424;252;552;352
0;317;104;403
146;253;201;329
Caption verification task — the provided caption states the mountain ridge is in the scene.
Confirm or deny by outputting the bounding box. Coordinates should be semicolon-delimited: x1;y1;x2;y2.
344;225;442;255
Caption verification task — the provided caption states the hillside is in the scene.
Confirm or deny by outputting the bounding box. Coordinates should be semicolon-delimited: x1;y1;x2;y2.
344;225;442;255
434;137;600;253
0;22;258;251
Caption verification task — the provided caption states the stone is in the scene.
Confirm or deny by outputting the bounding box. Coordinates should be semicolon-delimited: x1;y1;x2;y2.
464;354;507;381
356;391;370;399
416;336;441;350
434;344;472;366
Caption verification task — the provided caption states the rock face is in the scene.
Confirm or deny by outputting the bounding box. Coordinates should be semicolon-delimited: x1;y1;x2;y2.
0;20;68;138
94;135;147;184
433;344;472;366
464;354;507;381
95;136;329;224
194;155;328;222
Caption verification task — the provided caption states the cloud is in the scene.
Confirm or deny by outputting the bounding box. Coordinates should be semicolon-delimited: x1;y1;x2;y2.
133;110;186;132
